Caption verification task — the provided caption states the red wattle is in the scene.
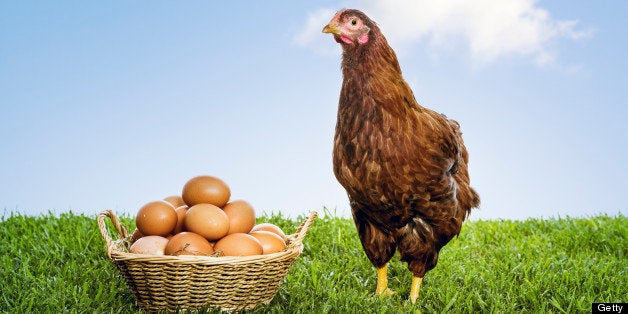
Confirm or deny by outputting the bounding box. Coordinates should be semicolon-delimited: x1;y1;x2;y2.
340;35;353;45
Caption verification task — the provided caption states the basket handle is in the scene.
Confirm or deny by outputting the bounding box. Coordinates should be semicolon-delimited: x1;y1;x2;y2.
291;211;317;244
97;210;129;258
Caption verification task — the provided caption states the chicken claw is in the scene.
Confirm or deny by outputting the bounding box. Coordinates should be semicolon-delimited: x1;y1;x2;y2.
375;265;395;297
409;276;423;303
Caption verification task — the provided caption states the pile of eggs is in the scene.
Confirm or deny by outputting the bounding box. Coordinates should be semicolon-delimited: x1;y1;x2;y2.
129;175;287;257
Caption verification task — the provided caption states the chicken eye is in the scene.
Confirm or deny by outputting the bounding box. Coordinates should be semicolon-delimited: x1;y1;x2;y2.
351;19;357;26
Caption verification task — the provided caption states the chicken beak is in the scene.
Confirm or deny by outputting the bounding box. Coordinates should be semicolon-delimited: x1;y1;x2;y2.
322;22;340;34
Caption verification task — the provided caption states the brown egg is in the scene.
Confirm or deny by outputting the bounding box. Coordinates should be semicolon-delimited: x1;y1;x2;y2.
135;200;177;236
184;204;230;241
172;205;188;234
165;232;214;256
250;230;286;254
130;228;144;243
181;175;231;207
129;235;169;255
164;195;186;208
223;200;256;234
214;233;263;256
251;223;287;242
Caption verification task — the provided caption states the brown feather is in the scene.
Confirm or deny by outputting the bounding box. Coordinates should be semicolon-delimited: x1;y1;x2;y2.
331;9;480;277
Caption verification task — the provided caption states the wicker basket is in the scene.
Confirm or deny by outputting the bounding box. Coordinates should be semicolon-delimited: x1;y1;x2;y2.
98;209;317;311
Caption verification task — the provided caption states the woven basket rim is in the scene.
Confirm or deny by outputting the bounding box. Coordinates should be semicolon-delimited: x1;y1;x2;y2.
98;209;317;265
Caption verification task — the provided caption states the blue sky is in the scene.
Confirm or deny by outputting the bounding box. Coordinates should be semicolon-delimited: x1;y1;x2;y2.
1;1;626;220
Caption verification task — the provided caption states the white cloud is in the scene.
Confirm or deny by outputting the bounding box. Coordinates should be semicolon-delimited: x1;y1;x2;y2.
295;0;592;66
292;8;341;56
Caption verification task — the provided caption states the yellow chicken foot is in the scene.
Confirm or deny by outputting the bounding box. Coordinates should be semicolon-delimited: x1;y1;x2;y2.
375;265;395;297
409;276;423;303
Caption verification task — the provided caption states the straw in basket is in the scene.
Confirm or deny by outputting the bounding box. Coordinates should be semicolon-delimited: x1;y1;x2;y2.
98;210;317;311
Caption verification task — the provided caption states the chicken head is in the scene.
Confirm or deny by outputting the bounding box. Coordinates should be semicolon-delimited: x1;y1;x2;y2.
322;8;371;45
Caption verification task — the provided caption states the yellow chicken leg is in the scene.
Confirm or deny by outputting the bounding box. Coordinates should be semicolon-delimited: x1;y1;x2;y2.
375;265;395;297
409;276;423;303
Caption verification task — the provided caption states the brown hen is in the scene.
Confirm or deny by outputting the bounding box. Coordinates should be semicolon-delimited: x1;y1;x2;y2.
323;9;480;303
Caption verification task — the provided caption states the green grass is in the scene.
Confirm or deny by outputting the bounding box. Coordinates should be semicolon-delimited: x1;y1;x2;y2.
1;210;626;313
